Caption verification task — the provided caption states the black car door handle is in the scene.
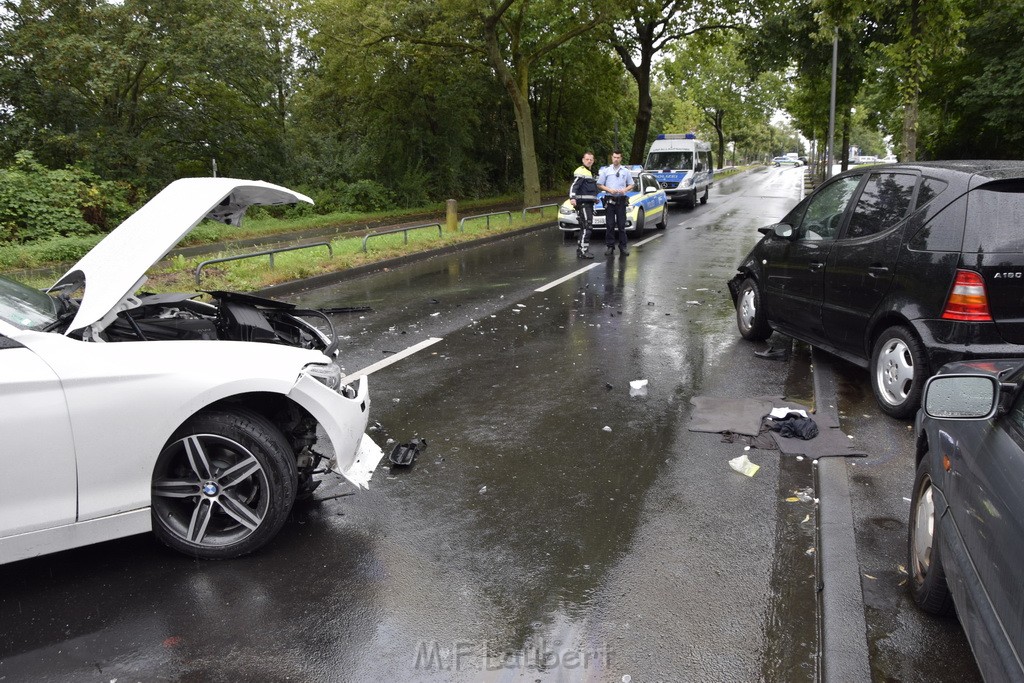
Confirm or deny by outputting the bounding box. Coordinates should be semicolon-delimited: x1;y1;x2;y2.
868;265;890;277
809;262;825;271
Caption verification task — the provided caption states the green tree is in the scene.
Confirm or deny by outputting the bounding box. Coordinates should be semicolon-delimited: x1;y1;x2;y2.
319;0;614;207
0;0;299;189
606;0;745;165
663;32;782;168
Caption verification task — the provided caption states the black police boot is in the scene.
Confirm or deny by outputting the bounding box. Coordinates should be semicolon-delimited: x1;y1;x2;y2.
605;245;615;257
577;247;595;259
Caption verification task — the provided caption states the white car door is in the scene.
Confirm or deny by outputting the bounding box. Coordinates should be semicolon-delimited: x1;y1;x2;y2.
0;334;78;538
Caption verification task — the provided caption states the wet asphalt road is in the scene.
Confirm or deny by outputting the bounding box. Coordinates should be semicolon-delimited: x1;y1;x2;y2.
0;167;979;682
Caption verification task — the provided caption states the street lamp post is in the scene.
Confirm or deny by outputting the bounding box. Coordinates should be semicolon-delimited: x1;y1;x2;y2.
826;29;838;179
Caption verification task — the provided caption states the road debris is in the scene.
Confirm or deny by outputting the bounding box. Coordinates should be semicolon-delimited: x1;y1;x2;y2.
388;437;427;467
629;379;649;397
729;454;760;477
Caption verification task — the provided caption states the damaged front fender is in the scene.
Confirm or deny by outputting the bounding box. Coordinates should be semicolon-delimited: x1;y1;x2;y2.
288;372;382;489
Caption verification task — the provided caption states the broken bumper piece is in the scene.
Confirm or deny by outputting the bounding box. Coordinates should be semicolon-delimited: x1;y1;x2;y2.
331;433;385;489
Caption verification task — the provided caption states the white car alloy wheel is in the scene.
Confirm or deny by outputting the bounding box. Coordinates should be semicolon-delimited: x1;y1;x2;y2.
151;409;297;559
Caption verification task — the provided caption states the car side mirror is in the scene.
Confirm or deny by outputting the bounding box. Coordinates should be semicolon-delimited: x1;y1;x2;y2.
923;374;1000;420
696;163;704;172
771;223;794;239
644;187;657;195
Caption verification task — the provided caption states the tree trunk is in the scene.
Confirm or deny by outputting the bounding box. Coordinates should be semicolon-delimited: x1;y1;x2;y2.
630;68;653;164
483;30;541;208
902;95;918;162
715;110;725;169
841;112;851;172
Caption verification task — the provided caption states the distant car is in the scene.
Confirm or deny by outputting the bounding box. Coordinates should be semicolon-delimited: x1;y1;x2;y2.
558;170;669;237
728;160;1024;418
772;156;802;167
909;361;1024;681
0;178;382;565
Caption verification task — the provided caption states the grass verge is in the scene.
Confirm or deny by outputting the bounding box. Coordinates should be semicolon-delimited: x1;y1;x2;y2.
15;209;557;294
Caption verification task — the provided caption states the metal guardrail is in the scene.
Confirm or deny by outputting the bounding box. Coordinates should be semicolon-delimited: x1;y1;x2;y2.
195;242;332;285
521;203;560;219
362;222;443;252
458;210;512;232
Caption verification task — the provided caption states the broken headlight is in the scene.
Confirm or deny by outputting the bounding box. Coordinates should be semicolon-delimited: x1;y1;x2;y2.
302;362;343;391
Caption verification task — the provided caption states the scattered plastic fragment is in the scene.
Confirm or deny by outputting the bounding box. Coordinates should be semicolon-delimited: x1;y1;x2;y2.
430;312;440;317
794;488;814;503
479;486;487;494
602;425;612;432
864;574;877;580
686;300;701;305
785;496;800;503
729;454;760;477
754;346;788;360
629;379;649;397
801;514;810;523
605;383;614;391
388;437;427;467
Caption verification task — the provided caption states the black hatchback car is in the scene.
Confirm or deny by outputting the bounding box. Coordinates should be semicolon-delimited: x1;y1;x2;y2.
728;161;1024;418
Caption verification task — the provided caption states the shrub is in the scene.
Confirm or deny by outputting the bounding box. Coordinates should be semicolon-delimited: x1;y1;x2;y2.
0;151;141;243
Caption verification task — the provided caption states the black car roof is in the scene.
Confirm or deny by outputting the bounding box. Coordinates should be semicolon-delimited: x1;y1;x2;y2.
872;160;1024;181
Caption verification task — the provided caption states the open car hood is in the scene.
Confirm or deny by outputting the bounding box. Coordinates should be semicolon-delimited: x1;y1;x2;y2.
50;178;312;337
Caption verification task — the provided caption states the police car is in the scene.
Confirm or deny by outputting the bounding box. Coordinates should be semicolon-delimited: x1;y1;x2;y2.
558;167;669;237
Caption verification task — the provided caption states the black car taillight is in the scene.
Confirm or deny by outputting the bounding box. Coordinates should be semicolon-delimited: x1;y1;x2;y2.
941;270;992;321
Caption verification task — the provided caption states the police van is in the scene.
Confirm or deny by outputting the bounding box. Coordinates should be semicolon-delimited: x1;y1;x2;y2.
644;134;713;208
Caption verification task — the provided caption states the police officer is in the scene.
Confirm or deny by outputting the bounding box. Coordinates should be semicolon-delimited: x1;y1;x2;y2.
569;151;598;259
597;150;635;256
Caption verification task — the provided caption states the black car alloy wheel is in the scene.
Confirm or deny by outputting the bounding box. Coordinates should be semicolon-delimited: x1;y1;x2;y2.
736;277;771;341
151;409;297;559
871;325;929;418
907;456;954;615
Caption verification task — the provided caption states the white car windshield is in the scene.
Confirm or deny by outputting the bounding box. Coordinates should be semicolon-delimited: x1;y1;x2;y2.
0;275;59;330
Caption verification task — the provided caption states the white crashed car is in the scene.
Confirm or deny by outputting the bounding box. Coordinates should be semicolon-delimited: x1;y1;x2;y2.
0;178;383;564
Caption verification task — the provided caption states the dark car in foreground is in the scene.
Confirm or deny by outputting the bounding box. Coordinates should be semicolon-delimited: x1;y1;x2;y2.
728;160;1024;418
909;361;1024;681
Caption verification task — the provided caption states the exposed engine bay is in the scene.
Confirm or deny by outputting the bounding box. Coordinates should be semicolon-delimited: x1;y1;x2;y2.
50;289;338;355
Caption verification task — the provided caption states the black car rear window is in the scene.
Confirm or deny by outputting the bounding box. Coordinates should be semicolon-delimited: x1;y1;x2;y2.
845;172;917;238
907;195;967;252
962;181;1024;253
916;177;947;209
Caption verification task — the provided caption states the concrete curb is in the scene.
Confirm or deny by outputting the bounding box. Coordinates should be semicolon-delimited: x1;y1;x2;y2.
812;347;872;682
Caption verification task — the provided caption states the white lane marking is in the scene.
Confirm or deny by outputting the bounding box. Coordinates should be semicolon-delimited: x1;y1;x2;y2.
345;337;443;379
632;233;663;247
535;262;602;292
